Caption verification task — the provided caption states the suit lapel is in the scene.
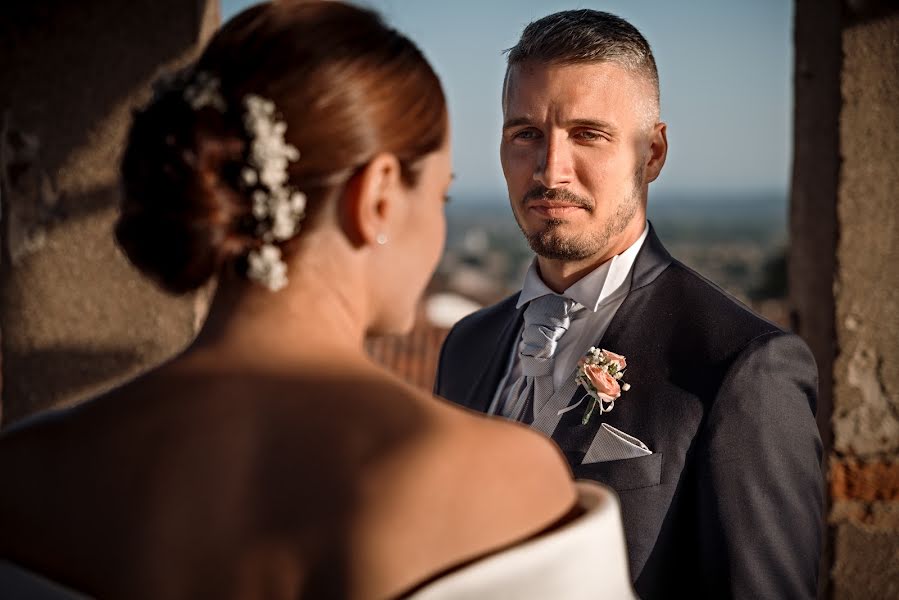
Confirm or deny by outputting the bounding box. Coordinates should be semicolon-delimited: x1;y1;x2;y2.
623;224;673;293
462;302;525;413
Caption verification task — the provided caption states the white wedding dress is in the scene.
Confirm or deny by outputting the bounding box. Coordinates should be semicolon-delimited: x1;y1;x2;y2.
406;480;635;599
0;482;634;599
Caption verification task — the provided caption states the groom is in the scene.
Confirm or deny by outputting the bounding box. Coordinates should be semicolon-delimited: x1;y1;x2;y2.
436;10;823;599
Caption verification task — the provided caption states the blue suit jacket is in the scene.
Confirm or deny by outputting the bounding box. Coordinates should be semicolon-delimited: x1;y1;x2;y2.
435;226;824;599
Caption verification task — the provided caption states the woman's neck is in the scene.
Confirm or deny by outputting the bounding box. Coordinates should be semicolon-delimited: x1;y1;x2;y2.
187;264;370;369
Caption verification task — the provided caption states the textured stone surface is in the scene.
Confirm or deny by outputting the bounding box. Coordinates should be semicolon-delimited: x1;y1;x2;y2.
830;459;899;502
833;345;899;455
831;522;899;600
833;13;899;459
0;0;219;424
830;500;899;529
827;9;899;600
793;4;899;598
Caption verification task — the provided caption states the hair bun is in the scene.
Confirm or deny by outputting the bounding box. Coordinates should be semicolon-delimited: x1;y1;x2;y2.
116;85;251;294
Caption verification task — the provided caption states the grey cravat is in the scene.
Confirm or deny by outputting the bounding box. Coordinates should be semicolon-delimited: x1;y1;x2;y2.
502;294;577;423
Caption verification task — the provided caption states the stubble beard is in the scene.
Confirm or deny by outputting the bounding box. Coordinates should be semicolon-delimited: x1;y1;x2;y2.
516;167;644;261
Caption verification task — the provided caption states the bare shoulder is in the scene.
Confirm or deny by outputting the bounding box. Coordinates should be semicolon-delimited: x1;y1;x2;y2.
398;396;577;540
349;387;577;597
372;379;576;515
449;406;576;517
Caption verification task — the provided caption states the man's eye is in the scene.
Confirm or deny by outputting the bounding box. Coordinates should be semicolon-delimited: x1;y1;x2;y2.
513;129;540;140
575;130;603;141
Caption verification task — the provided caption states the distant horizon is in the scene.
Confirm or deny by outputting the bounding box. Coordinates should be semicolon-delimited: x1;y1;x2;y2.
447;188;789;206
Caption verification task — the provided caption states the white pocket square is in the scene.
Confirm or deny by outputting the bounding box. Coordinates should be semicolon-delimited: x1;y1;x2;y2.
582;423;653;464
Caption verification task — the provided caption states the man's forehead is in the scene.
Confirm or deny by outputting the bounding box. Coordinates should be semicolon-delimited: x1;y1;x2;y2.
506;60;634;90
504;61;632;106
502;60;654;122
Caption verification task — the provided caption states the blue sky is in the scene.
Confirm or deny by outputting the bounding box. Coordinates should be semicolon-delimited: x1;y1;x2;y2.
222;0;793;204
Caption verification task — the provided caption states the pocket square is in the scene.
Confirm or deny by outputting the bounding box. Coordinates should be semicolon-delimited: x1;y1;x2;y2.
582;423;653;464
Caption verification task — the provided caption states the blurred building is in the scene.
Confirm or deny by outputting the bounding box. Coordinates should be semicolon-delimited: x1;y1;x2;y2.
365;291;483;393
364;307;448;394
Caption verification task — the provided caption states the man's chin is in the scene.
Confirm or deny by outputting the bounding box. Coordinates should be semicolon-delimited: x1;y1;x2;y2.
522;216;568;234
526;231;599;261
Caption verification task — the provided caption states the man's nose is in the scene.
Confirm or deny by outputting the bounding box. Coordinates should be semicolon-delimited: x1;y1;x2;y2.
534;134;573;188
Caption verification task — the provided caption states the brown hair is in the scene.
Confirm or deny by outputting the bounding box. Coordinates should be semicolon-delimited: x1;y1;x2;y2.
117;0;448;294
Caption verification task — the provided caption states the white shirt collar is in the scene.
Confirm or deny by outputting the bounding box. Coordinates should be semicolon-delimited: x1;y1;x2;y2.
516;223;649;312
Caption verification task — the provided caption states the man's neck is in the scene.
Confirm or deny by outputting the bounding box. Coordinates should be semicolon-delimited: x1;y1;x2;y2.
536;219;646;293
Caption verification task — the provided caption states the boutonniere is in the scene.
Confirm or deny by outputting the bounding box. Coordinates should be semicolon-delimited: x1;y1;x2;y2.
558;347;632;425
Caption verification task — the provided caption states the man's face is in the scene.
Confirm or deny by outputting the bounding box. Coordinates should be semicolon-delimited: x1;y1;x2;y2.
500;60;662;262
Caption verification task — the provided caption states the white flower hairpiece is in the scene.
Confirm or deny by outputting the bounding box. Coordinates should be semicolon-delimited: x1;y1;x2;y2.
242;95;307;245
247;244;288;292
178;71;306;292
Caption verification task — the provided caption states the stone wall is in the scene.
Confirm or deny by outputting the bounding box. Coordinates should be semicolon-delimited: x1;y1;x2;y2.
792;1;899;598
830;8;899;599
0;0;219;425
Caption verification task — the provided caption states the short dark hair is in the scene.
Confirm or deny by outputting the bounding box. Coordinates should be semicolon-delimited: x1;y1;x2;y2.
506;9;659;109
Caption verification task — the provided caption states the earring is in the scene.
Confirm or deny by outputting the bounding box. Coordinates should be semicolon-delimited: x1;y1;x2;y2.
376;233;388;245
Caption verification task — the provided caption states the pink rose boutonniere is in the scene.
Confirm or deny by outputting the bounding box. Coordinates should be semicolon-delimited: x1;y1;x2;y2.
571;347;632;425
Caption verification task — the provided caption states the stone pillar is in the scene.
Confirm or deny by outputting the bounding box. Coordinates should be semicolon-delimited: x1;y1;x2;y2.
830;7;899;599
790;2;841;595
0;0;219;425
791;2;899;598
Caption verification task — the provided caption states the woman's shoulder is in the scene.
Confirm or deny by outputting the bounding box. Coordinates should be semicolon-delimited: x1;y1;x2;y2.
342;382;578;598
359;372;575;505
435;400;577;525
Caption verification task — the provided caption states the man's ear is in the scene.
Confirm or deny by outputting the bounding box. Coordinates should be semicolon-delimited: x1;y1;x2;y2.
340;153;402;248
644;122;668;184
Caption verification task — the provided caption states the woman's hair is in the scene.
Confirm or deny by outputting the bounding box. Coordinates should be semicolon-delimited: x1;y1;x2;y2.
117;0;448;294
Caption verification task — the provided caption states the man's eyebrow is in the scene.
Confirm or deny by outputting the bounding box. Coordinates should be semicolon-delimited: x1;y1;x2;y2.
502;116;533;130
564;118;619;134
502;117;620;134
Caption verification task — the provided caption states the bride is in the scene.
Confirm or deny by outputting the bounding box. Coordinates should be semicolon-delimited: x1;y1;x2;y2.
0;2;632;598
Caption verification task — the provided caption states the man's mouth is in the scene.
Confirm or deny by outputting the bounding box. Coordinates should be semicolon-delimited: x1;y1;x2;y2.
526;200;587;218
521;187;592;219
